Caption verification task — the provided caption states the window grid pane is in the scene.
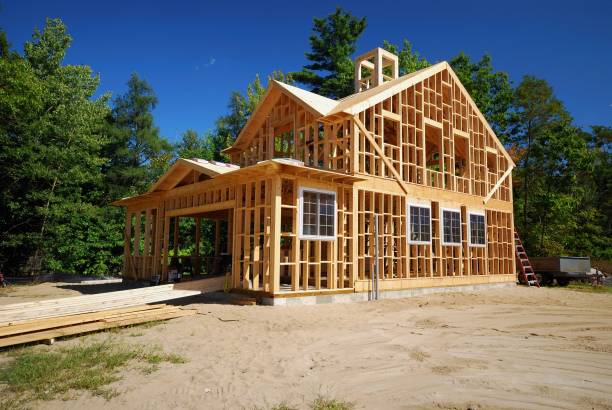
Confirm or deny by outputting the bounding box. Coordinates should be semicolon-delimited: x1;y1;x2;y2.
302;190;335;238
443;210;461;244
470;214;485;245
410;206;431;242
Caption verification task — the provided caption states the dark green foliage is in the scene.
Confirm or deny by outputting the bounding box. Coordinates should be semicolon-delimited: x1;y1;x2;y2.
103;73;172;198
508;76;609;257
292;7;366;99
0;19;113;275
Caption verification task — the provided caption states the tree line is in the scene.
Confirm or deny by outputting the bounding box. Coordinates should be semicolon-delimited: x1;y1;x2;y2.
0;9;609;276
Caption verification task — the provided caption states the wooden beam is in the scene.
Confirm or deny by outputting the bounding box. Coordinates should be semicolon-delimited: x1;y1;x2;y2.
123;211;132;278
195;217;201;256
269;176;282;293
142;209;152;278
173;216;179;258
162;216;170;282
354;116;409;195
165;199;235;218
153;203;164;278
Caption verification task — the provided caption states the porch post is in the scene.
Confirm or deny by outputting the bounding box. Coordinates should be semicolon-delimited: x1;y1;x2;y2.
351;187;358;288
173;216;179;257
195;216;201;275
133;211;141;280
123;210;132;279
227;209;233;255
142;208;152;279
269;176;282;293
162;215;170;282
153;203;164;279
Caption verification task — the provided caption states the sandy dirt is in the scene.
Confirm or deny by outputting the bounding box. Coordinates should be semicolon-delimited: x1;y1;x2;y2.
3;284;612;409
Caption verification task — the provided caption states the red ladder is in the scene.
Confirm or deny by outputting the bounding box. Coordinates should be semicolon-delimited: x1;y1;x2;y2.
514;230;540;287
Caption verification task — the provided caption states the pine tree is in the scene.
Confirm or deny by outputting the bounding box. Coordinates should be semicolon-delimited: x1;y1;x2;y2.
104;73;172;198
292;7;366;99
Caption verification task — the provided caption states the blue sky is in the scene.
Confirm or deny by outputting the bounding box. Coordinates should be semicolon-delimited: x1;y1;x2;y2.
2;0;611;142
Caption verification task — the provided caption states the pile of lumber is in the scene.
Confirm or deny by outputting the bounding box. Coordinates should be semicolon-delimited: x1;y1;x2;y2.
0;284;202;348
0;284;199;323
0;304;196;348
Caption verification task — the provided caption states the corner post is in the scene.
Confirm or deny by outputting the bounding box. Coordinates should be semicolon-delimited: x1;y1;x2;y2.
269;176;282;293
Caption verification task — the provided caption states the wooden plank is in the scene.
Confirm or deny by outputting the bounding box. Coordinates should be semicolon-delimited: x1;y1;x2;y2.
0;305;166;337
270;176;282;293
0;288;200;323
0;309;197;348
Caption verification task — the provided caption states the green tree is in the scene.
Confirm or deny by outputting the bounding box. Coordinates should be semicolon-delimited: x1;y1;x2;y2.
568;126;612;258
175;129;213;159
383;39;429;75
292;7;366;99
104;73;172;198
450;52;514;141
508;76;593;256
213;72;293;159
0;18;115;275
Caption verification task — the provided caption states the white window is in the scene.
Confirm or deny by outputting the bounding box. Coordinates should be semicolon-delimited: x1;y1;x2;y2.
441;209;461;245
408;204;431;243
298;187;336;240
469;213;486;246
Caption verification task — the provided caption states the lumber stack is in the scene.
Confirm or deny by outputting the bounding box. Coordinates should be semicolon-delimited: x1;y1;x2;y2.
0;285;203;348
0;284;200;324
0;304;197;348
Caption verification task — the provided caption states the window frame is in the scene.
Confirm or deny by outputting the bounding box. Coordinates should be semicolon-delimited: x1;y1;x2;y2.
468;211;487;247
407;202;432;245
440;207;462;246
297;186;337;241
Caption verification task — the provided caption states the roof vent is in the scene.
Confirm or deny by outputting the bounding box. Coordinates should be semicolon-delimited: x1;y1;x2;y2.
354;47;399;93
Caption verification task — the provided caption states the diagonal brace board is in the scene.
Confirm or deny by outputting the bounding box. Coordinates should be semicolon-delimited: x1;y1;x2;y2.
483;166;514;204
353;116;409;195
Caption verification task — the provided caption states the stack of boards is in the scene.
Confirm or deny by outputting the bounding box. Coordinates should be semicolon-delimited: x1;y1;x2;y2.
0;284;201;348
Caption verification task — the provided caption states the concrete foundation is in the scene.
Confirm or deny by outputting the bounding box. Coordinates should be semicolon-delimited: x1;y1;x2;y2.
261;281;516;306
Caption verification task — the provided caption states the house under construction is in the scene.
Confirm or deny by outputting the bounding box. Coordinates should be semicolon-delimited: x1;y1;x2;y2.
113;48;516;304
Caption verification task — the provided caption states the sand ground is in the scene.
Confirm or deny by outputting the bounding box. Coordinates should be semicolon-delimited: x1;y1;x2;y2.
1;284;612;409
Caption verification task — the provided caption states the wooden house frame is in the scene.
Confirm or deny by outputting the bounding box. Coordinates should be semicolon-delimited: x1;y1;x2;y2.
114;49;516;304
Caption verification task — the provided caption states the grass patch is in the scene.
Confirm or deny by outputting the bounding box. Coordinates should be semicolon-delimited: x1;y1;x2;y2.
564;283;612;294
310;395;354;410
0;340;187;408
409;348;430;362
269;403;299;410
264;395;354;410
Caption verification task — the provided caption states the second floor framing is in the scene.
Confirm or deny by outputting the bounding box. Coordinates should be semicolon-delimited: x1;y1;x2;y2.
223;58;514;203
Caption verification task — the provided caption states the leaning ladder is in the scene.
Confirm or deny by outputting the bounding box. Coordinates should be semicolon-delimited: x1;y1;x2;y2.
514;230;540;287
